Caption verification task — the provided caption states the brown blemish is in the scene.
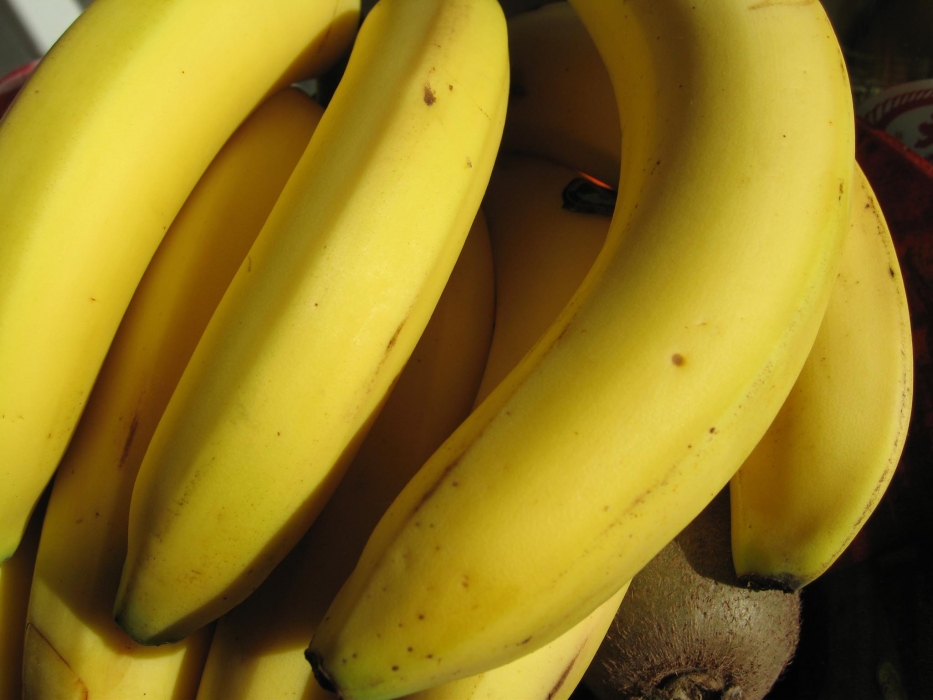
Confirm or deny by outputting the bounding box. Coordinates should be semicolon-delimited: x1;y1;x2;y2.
89;297;96;302
424;84;436;105
671;353;685;366
547;648;583;699
413;458;460;514
24;624;89;697
520;636;532;645
387;321;404;352
119;414;139;468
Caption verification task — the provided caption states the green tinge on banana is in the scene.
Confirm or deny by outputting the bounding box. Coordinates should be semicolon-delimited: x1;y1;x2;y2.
730;162;913;591
307;0;855;696
0;0;359;563
194;215;495;700
23;87;324;700
114;0;510;646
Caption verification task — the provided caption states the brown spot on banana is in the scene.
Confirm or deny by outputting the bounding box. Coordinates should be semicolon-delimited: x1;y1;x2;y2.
547;645;584;699
22;624;89;699
118;414;139;469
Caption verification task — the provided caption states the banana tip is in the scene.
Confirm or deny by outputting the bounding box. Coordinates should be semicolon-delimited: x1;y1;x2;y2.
738;573;803;593
306;648;339;694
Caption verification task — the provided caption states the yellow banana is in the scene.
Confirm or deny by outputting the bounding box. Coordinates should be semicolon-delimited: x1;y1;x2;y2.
22;86;324;699
401;152;621;700
0;0;359;563
502;1;620;186
307;0;854;696
194;213;495;700
474;153;609;403
406;586;627;700
0;492;46;700
114;0;509;646
729;163;913;590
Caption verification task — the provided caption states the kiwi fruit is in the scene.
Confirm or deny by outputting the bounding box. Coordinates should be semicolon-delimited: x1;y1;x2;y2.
582;489;801;700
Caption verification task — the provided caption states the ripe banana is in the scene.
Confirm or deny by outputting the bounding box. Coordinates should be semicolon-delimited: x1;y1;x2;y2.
474;153;609;403
0;491;46;700
307;0;855;696
193;214;495;700
502;1;620;187
114;0;509;646
402;152;623;700
406;586;627;700
730;163;913;591
0;0;359;563
21;86;324;700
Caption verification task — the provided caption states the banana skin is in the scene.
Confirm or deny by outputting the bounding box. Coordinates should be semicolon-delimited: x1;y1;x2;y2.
0;0;359;563
730;162;913;590
308;0;854;697
114;0;509;646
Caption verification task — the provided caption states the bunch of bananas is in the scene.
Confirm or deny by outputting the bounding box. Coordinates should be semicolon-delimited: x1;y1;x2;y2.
0;0;913;698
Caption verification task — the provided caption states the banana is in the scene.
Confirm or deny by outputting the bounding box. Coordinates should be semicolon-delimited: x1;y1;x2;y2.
0;491;46;700
194;213;495;700
474;153;609;404
114;0;509;646
502;1;621;186
22;86;324;699
307;0;855;696
0;0;359;563
401;152;622;700
406;586;627;700
729;162;913;591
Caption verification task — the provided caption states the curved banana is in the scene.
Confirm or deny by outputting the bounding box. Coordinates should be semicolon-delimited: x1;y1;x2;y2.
729;163;913;591
0;492;46;700
22;87;323;700
402;153;621;700
474;153;609;403
194;213;494;700
307;0;855;696
502;1;620;186
407;586;627;700
0;0;359;563
114;0;509;646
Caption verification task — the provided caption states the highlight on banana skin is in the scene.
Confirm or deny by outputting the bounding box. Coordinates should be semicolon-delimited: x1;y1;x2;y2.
0;0;915;699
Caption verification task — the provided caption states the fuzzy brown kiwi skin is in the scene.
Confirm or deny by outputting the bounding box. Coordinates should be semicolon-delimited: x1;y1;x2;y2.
582;490;801;700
